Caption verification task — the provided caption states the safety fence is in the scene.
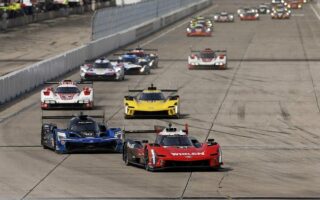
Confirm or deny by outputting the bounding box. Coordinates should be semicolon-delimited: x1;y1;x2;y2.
0;0;211;104
92;0;196;40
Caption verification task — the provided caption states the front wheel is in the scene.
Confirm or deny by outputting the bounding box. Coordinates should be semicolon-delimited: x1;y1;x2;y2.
123;146;130;166
144;149;154;172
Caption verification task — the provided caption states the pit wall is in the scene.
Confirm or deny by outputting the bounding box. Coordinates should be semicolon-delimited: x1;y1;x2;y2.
0;0;211;104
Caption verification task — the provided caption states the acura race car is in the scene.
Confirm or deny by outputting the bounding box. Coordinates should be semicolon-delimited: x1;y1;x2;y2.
124;84;180;118
123;124;223;171
238;8;259;20
41;80;94;110
80;58;125;81
187;23;212;37
188;48;227;70
271;8;291;19
41;112;123;153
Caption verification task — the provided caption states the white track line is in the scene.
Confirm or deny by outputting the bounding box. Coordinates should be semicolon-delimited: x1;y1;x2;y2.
310;3;320;21
140;4;218;47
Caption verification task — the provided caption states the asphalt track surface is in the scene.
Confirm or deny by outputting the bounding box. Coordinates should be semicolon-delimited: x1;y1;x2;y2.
1;0;320;199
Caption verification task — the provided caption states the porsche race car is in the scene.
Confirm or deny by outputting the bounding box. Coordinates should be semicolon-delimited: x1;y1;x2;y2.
213;12;234;22
286;0;303;9
239;9;259;20
187;24;212;37
41;80;94;110
188;48;227;70
124;84;180;118
271;9;291;19
41;112;123;153
123;124;223;171
80;58;125;81
237;7;258;15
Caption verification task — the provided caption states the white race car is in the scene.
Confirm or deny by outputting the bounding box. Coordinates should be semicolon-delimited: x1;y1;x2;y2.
188;48;227;70
41;80;94;110
80;58;125;81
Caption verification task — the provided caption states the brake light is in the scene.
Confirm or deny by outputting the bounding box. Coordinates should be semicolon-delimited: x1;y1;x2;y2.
219;55;225;59
83;87;91;95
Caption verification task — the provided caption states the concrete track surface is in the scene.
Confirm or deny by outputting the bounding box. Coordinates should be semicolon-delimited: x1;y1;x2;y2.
1;0;320;199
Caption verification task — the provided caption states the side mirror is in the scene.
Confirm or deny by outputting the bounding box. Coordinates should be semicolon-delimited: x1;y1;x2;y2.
142;140;148;144
99;125;107;132
125;96;134;100
169;95;179;100
207;138;217;145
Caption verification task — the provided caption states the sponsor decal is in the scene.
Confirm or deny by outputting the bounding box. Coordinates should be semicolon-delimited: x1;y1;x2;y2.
171;152;205;156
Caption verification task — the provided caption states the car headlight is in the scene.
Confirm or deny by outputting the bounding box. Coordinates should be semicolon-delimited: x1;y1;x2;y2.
140;66;146;72
240;14;244;17
151;149;157;165
255;13;259;17
214;16;218;19
187;28;191;32
218;147;222;163
115;130;123;139
229;15;234;19
206;28;211;32
149;60;154;67
57;132;66;141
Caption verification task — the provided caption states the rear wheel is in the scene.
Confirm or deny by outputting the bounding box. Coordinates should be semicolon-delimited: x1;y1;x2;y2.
123;146;130;166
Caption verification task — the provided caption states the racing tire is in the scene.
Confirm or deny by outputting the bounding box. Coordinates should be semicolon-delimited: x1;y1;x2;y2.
123;146;131;166
144;149;154;172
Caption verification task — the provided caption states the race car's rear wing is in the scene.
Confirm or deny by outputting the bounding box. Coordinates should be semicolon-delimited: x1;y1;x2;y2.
191;50;227;54
128;89;178;93
44;80;93;85
122;48;158;52
124;124;188;134
41;111;105;123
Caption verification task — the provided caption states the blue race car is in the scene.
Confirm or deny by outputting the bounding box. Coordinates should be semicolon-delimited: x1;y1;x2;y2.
41;112;123;154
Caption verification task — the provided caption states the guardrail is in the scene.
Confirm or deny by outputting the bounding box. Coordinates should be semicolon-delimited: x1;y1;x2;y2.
0;0;211;105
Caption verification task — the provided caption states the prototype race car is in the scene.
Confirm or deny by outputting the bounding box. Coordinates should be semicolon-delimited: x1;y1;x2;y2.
237;7;258;15
258;4;271;14
118;47;159;68
80;58;125;81
116;53;151;75
286;0;303;9
188;48;227;70
124;84;180;118
239;9;259;20
41;112;123;154
41;80;94;110
187;24;212;37
122;124;223;171
190;16;213;28
272;3;290;12
271;9;291;19
213;12;234;22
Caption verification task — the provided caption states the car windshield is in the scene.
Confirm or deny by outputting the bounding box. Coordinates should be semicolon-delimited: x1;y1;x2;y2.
201;52;215;58
139;92;165;101
94;62;112;68
55;87;80;93
70;121;99;133
156;135;193;146
221;12;228;16
123;56;137;63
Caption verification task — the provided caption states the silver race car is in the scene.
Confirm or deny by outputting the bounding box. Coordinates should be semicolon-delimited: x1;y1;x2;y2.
80;58;125;81
213;12;234;22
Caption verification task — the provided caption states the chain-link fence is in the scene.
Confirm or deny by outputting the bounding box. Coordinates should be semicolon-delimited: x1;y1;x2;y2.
92;0;195;40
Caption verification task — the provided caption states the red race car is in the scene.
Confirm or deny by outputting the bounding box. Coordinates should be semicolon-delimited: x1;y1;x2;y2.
123;124;223;171
186;24;212;37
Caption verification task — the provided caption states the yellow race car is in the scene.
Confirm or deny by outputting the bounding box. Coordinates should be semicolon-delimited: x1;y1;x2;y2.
124;84;180;118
